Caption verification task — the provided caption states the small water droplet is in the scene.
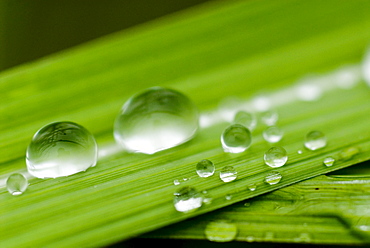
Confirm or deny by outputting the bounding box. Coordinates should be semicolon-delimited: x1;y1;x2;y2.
264;146;288;168
220;166;237;182
248;183;257;191
263;126;283;143
196;159;215;178
26;121;98;178
204;220;238;242
225;194;232;200
339;146;360;161
304;130;327;150
246;236;255;242
173;186;203;213
244;202;251;207
265;171;282;185
221;124;252;153
6;173;28;195
114;87;199;154
233;111;257;131
323;156;335;167
173;179;180;185
297;150;303;154
260;109;278;126
294;233;312;243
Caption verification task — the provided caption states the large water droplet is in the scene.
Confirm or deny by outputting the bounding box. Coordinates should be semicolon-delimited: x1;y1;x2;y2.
196;159;215;178
220;166;237;182
265;171;282;185
233;111;257;131
263;126;283;143
114;87;198;154
221;124;252;153
304;130;327;150
260;109;278;126
264;146;288;168
173;186;203;213
323;156;335;167
204;220;238;242
6;173;28;195
26;121;97;178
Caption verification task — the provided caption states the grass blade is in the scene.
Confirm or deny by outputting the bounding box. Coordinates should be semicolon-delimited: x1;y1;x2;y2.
0;0;370;247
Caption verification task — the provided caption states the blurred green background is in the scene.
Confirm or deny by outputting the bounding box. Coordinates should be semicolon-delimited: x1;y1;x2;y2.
0;0;211;72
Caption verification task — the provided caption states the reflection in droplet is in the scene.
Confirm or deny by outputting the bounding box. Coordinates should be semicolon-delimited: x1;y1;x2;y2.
196;159;215;178
304;130;327;150
265;171;282;185
173;186;203;213
221;124;252;153
114;87;199;154
6;173;28;195
220;166;237;182
26;121;97;178
323;156;335;167
264;146;288;168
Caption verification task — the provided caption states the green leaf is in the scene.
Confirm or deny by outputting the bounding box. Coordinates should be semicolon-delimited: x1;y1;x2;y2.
145;162;370;245
1;0;370;247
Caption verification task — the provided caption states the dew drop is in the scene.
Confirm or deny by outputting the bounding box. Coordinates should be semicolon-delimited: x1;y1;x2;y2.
220;166;237;182
204;220;238;242
6;173;28;195
264;146;288;168
304;130;327;150
26;121;97;179
173;186;203;213
297;150;303;154
260;109;278;126
323;156;335;167
114;87;199;154
265;171;282;185
202;191;213;205
233;111;257;131
248;183;257;191
221;124;252;153
225;194;232;200
196;159;215;178
263;126;283;143
173;179;180;185
339;146;360;161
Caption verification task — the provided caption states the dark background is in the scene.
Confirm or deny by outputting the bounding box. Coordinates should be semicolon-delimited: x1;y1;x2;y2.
0;0;211;72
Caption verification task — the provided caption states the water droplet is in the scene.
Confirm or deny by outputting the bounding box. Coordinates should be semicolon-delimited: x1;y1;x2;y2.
225;194;232;200
362;47;370;87
304;130;327;150
339;146;360;161
263;126;283;143
297;150;303;154
265;171;282;185
114;87;199;154
260;109;278;126
248;183;257;191
264;146;288;168
202;191;213;205
233;111;257;131
246;236;255;242
26;121;98;179
173;186;203;213
221;124;252;153
243;202;251;207
196;159;215;178
323;156;335;167
6;173;28;195
173;179;180;185
204;220;238;242
220;166;237;182
294;233;312;242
